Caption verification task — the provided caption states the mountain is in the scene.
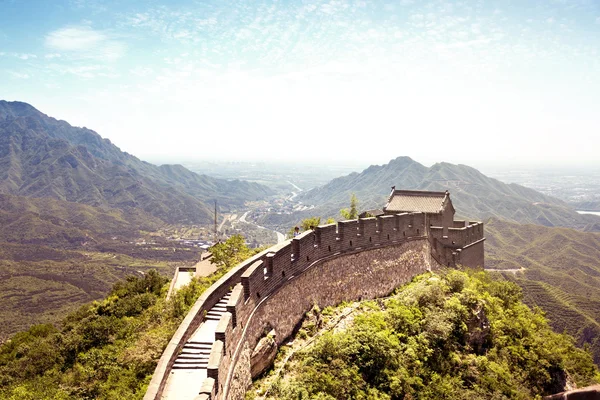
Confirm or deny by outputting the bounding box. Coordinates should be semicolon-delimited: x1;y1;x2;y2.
0;100;273;225
0;193;161;247
570;200;600;212
485;218;600;364
287;156;599;231
0;100;274;340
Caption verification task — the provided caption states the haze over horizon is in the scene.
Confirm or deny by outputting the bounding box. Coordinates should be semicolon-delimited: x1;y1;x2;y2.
1;0;599;168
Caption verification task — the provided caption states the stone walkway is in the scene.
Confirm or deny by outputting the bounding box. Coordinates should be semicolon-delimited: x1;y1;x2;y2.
162;291;231;400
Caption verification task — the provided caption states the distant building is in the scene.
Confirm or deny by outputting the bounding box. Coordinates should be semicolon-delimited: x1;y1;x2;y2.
383;187;455;229
382;186;484;268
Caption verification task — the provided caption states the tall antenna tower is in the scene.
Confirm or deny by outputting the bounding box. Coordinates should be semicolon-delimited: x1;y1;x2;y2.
214;200;218;243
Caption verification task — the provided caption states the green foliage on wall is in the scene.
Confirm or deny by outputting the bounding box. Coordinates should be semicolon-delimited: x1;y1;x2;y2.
340;193;359;220
258;270;600;399
287;217;322;239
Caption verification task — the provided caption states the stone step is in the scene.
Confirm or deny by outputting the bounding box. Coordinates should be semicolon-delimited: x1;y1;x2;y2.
178;353;209;360
175;358;208;364
172;363;207;370
212;305;227;312
184;344;212;351
205;315;221;321
186;341;212;346
207;310;224;316
181;348;211;355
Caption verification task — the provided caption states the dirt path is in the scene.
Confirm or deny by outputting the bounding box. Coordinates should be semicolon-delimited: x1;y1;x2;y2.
485;267;525;274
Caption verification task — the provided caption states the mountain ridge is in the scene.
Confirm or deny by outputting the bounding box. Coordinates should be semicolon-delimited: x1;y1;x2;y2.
0;100;274;224
293;155;598;231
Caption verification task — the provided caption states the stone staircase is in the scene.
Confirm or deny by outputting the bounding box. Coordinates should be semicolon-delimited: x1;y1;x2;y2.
163;291;232;399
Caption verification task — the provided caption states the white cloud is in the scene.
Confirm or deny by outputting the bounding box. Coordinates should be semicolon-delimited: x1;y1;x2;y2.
320;0;349;15
546;17;555;24
9;71;30;79
0;52;37;60
129;66;153;77
16;53;36;60
45;53;61;59
596;17;600;24
125;10;218;43
44;82;61;89
45;25;125;61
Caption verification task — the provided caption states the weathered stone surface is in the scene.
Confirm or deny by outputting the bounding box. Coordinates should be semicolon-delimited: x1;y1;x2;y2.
544;385;600;400
250;329;277;378
246;240;436;354
227;342;252;400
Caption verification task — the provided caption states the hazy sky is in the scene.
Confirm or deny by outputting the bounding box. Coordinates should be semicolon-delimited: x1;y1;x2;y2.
1;0;599;168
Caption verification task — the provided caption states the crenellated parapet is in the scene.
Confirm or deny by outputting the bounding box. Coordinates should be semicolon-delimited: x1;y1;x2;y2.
145;211;484;400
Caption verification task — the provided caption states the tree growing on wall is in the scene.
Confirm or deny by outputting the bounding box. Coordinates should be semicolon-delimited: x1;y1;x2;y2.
340;193;359;220
209;234;252;270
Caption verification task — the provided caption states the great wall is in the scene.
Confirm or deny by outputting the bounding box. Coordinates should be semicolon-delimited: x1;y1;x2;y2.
144;191;485;400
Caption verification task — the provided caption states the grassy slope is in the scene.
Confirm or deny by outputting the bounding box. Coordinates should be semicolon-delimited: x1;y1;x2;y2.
485;218;600;364
0;249;191;340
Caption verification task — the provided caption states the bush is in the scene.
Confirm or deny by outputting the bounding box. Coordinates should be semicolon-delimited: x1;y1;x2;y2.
262;270;600;399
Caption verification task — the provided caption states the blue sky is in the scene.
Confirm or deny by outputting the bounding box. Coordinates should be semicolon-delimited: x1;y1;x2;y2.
1;0;599;168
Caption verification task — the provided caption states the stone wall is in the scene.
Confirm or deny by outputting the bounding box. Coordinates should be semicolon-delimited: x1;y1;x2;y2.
144;212;485;400
246;239;434;351
544;385;600;400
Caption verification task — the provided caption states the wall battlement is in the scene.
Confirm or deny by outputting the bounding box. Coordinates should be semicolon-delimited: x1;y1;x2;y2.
144;212;484;400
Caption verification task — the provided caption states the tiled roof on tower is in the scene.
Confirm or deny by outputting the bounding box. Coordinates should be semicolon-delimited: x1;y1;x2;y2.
384;188;450;214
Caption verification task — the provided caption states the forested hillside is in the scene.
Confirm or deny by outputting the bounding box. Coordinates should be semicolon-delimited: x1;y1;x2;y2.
485;218;600;365
0;271;200;399
250;270;599;399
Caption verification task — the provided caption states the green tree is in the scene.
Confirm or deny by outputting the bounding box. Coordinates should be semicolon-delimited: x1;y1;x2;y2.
301;217;321;231
340;193;358;220
209;234;252;270
255;270;600;399
288;217;322;239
